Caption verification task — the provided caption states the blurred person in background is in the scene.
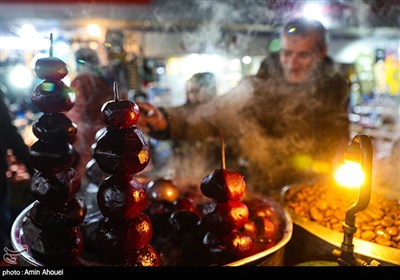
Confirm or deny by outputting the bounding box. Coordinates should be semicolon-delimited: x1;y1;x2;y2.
137;17;350;196
143;72;220;181
166;72;220;182
68;30;137;186
0;89;34;249
185;72;218;106
103;29;133;97
66;48;114;186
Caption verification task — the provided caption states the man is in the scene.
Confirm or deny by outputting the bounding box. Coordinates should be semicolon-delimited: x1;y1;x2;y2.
137;17;350;196
185;72;218;106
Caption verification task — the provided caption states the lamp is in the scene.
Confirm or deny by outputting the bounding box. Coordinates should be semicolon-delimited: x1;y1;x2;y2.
332;134;380;266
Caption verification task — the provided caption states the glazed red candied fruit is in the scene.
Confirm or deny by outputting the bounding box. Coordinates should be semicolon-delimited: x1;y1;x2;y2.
31;80;76;113
101;95;140;129
30;227;84;265
97;173;147;221
97;213;153;262
200;168;246;202
146;178;180;203
123;244;161;267
30;167;81;206
201;200;249;235
29;140;75;173
34;55;68;80
33;112;77;143
29;196;87;230
93;127;150;174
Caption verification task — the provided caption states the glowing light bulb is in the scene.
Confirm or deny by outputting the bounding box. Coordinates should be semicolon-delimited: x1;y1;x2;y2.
9;65;33;89
241;56;252;64
86;24;102;38
334;161;365;189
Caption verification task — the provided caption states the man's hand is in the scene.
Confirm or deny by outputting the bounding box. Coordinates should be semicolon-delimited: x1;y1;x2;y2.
136;102;168;134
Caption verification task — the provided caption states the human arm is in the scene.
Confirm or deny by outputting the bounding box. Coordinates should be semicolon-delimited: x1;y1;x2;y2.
136;100;218;140
137;77;255;142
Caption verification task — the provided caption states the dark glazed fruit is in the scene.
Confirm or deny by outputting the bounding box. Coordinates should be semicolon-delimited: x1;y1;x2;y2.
146;178;180;203
200;168;246;202
169;210;201;232
219;230;255;260
250;204;280;231
202;230;254;264
31;80;76;113
32;113;77;143
102;99;140;129
93;127;150;174
30;167;80;205
96;218;125;263
173;197;198;214
97;213;153;256
123;244;161;267
29;197;87;230
30;227;84;265
34;56;68;80
29;140;74;173
123;213;153;251
101;82;140;129
202;201;249;234
97;174;147;221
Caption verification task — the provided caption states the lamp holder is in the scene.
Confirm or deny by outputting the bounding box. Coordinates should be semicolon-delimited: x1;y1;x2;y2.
332;134;380;266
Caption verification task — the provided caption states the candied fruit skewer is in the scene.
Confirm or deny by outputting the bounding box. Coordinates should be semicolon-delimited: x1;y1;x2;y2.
199;130;252;264
95;82;160;266
28;33;86;265
200;130;247;202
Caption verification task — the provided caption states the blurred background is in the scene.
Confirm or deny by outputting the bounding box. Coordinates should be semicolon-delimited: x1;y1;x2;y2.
2;1;399;267
1;0;399;164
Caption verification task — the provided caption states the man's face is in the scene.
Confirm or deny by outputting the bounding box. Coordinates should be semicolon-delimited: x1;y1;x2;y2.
186;82;212;105
279;33;326;84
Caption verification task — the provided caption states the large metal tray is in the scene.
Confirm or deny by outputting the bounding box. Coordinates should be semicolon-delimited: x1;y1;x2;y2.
281;184;400;266
11;190;292;267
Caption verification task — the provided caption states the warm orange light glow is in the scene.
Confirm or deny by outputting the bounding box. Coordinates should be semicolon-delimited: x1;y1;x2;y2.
334;160;365;189
138;150;149;164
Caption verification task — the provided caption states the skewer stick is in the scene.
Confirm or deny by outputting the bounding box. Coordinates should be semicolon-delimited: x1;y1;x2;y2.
220;129;226;170
113;81;120;101
49;33;53;57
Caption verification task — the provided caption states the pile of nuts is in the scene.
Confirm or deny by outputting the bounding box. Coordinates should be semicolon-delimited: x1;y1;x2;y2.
284;183;400;249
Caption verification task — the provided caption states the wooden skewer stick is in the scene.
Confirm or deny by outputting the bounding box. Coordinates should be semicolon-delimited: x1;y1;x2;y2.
113;81;120;101
49;33;53;57
220;128;226;170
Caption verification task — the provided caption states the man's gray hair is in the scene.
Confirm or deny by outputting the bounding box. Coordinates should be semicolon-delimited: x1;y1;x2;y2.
282;17;328;51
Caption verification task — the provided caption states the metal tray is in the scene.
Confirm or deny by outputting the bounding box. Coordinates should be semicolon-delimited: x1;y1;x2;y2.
11;191;292;267
281;184;400;266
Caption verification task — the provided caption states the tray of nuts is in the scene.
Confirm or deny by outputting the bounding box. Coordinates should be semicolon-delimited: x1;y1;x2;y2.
281;182;400;266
